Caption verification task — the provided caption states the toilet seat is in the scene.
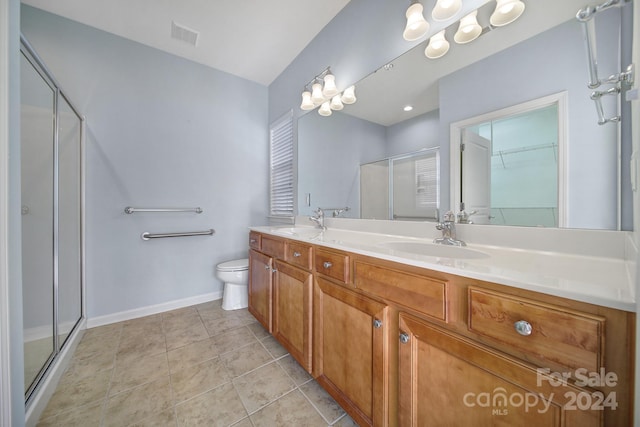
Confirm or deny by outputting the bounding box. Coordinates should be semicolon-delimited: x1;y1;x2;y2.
217;258;249;272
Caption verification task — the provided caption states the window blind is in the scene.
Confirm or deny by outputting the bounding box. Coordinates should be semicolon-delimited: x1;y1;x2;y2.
269;111;294;217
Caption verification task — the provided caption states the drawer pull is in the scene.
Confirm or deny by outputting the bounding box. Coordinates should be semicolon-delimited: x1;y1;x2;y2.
373;319;383;329
399;332;410;344
323;261;333;269
250;239;257;243
514;320;532;336
293;251;301;257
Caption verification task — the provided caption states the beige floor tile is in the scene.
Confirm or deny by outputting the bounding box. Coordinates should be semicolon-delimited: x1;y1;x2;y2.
163;312;203;333
110;352;169;395
231;310;257;325
128;408;177;427
72;332;120;362
64;350;116;382
250;390;326;427
165;321;210;351
220;341;273;378
116;330;166;362
260;335;288;359
246;322;270;340
171;357;231;403
233;361;295;414
82;323;123;340
212;326;257;354
332;413;359;426
41;369;111;419
103;376;173;427
167;336;220;374
204;316;251;337
300;380;346;424
162;306;199;319
277;355;313;386
175;382;247;426
37;400;103;427
230;418;253;427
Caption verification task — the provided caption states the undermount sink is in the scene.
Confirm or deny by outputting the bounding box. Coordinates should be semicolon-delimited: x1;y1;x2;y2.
378;241;490;259
269;227;321;238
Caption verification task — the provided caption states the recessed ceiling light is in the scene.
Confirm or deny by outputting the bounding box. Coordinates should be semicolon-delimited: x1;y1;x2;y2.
403;105;414;112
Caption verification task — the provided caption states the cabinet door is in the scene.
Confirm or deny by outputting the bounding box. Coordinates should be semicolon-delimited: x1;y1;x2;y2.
314;277;389;427
273;260;312;372
398;313;602;427
248;249;273;332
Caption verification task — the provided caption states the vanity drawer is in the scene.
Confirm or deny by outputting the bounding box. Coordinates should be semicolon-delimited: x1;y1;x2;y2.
249;232;261;250
354;261;447;322
261;236;285;259
315;249;350;283
468;287;605;373
285;241;313;270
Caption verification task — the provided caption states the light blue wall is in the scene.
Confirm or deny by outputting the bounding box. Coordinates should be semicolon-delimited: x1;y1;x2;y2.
386;109;440;156
21;6;269;319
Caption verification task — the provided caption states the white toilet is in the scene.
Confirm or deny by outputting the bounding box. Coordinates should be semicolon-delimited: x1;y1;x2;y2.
216;258;249;310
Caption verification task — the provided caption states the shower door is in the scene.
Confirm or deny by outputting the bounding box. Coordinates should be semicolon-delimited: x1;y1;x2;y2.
20;36;84;404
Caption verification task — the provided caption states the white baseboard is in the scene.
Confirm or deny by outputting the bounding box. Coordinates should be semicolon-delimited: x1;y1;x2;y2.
86;291;222;329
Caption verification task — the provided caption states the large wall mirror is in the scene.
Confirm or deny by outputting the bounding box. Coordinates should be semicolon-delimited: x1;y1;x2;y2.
297;0;633;230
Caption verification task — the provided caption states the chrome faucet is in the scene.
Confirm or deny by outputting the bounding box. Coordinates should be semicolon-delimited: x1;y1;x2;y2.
434;210;466;246
309;208;326;230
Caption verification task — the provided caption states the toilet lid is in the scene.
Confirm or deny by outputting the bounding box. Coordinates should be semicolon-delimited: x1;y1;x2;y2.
217;258;249;272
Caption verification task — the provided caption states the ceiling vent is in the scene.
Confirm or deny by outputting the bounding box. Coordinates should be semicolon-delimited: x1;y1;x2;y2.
171;21;199;47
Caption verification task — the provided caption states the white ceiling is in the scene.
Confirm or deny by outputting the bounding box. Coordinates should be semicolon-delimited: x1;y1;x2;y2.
21;0;351;86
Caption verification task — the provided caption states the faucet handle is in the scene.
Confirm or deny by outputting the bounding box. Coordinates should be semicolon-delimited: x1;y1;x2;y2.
442;210;455;222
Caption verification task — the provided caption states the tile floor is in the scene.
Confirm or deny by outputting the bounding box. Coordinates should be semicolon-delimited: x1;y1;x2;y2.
37;300;358;426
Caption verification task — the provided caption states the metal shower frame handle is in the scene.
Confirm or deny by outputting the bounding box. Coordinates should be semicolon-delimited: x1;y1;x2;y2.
576;0;635;125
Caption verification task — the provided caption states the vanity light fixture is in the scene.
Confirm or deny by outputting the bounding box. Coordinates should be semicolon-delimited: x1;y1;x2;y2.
425;30;450;58
490;0;525;27
454;10;482;44
299;67;356;116
432;0;462;21
403;0;430;41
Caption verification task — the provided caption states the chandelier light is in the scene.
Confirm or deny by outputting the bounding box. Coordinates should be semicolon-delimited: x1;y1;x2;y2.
454;10;482;44
403;1;429;41
299;67;356;116
401;0;527;61
425;30;450;59
490;0;525;27
431;0;462;21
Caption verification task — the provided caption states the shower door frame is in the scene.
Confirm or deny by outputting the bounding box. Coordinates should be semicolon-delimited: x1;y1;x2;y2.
20;34;86;409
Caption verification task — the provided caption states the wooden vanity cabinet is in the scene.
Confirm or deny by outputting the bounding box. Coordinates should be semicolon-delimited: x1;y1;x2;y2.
313;275;390;427
398;313;602;426
248;249;273;332
248;233;313;371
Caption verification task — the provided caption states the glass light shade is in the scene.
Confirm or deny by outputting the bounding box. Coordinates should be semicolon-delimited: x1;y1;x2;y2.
341;85;357;104
431;0;462;21
454;11;482;44
300;91;315;110
425;30;450;59
490;0;525;27
318;101;332;116
330;95;344;111
322;73;339;98
311;82;325;105
403;2;429;41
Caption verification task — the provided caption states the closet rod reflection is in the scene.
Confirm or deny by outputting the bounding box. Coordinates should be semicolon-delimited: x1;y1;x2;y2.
141;229;215;241
125;207;203;214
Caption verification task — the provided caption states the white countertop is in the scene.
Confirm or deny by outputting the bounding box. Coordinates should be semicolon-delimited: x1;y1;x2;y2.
250;225;636;312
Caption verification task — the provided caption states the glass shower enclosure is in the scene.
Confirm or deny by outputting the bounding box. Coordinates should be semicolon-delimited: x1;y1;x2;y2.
20;35;85;405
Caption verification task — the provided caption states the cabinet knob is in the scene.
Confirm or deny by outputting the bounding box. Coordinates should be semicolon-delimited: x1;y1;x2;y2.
514;320;532;336
293;251;301;257
373;319;383;329
323;261;333;269
271;268;277;273
250;239;257;243
264;265;270;270
399;332;410;344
